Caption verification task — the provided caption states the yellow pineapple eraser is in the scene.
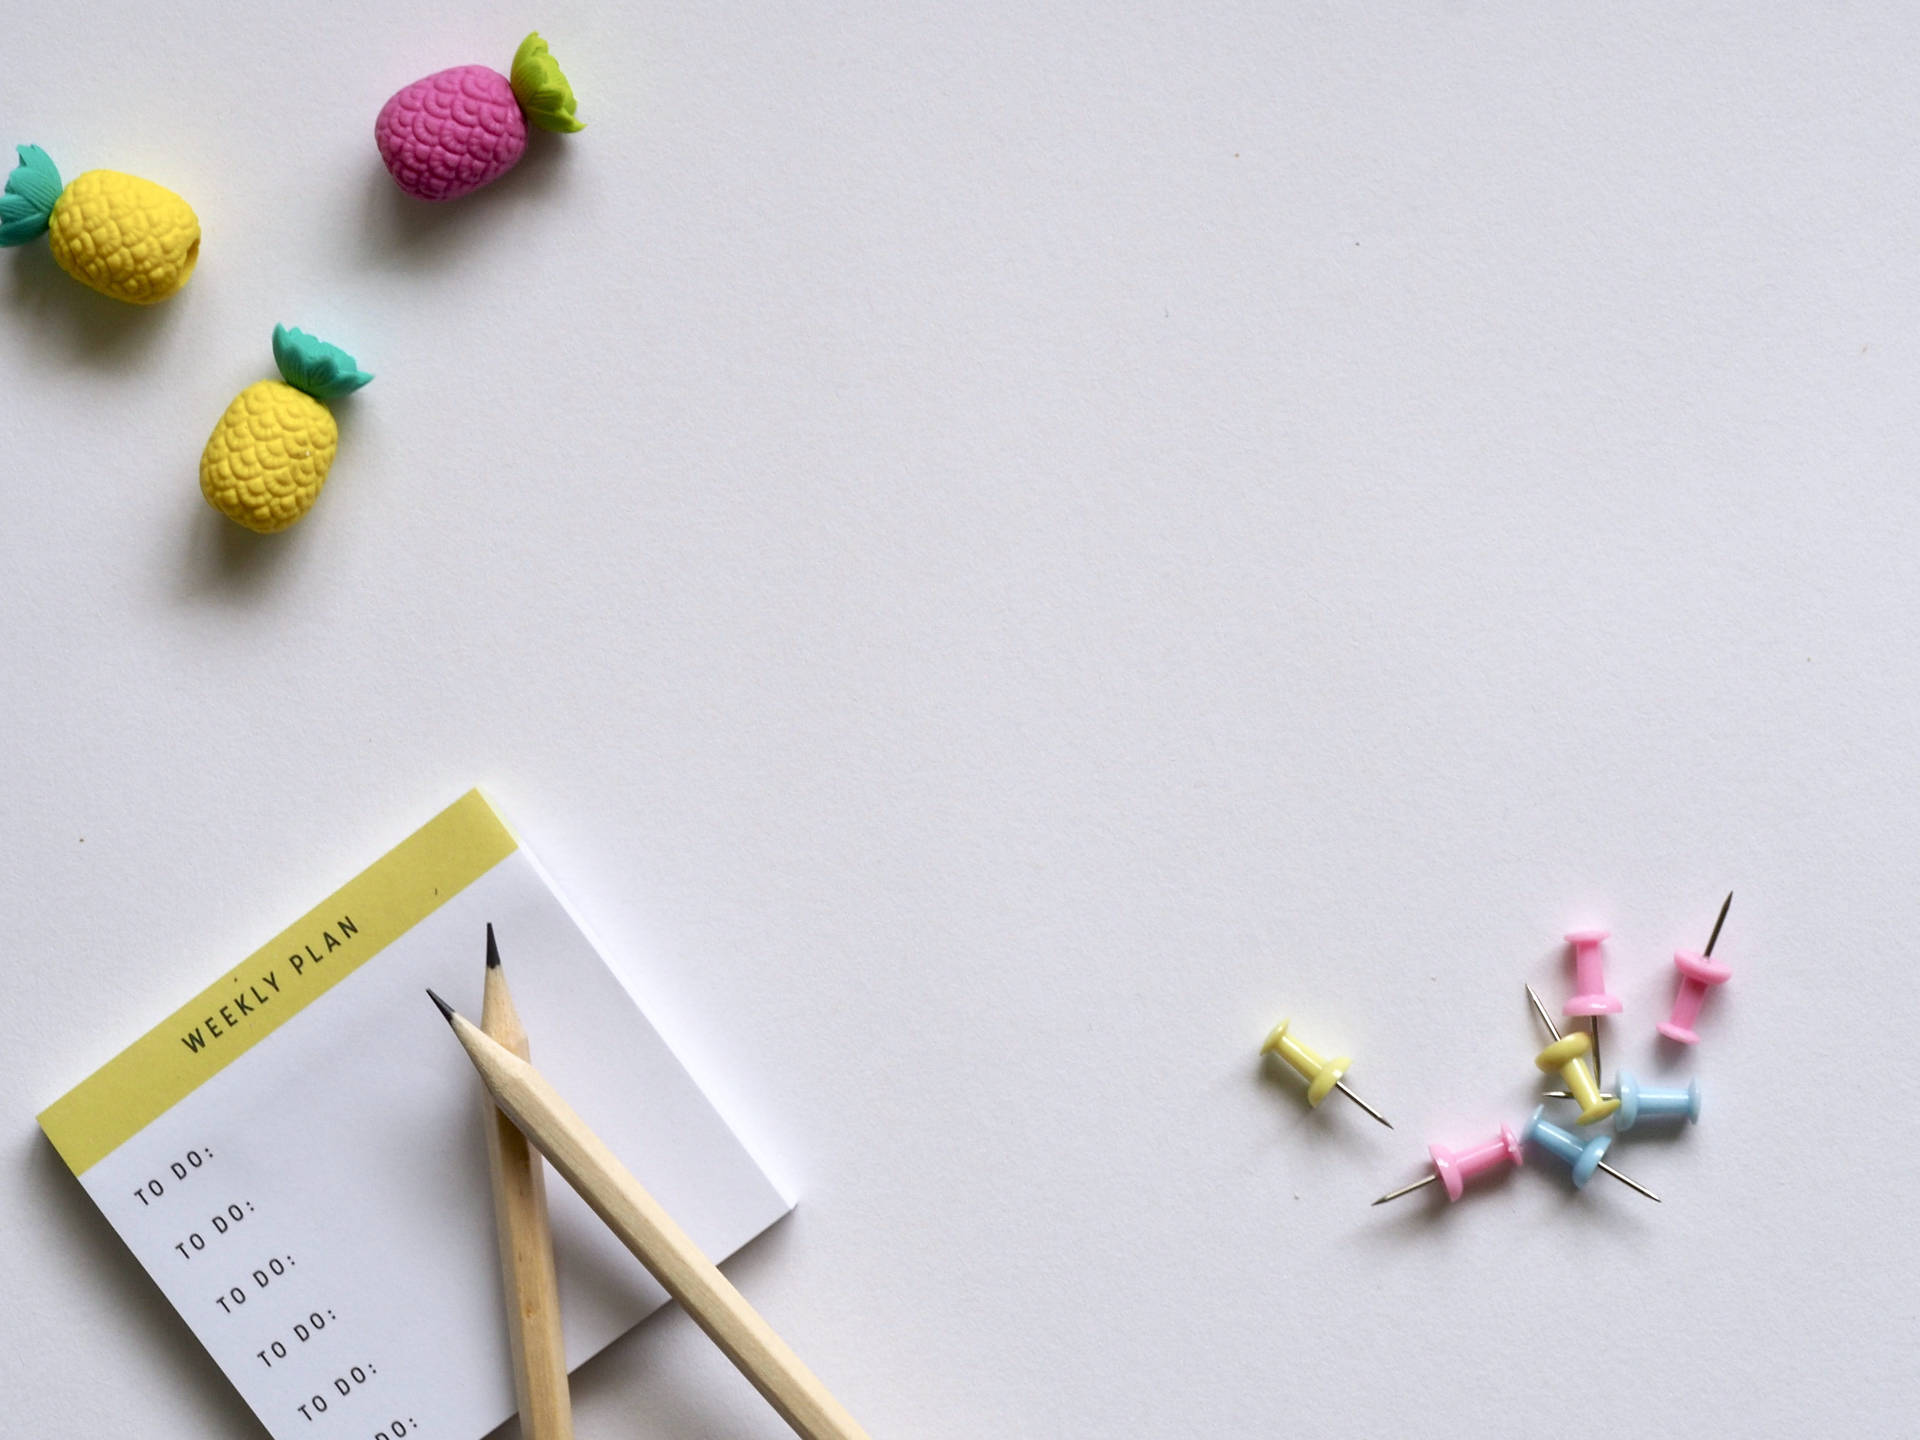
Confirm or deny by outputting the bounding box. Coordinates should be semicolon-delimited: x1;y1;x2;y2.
0;144;198;304
201;326;373;534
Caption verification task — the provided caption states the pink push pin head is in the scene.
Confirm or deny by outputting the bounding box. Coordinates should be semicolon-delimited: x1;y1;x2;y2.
1427;1124;1524;1202
1563;928;1622;1017
1658;892;1735;1044
1657;948;1732;1043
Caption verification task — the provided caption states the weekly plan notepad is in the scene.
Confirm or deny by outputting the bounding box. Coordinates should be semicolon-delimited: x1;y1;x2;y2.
38;791;791;1440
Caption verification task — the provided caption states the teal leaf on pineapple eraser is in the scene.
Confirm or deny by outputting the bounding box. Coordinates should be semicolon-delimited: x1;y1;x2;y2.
271;324;374;401
0;144;63;247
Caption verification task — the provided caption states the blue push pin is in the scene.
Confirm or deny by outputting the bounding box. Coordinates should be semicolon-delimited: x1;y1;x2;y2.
1523;1106;1660;1200
1545;1072;1702;1132
1617;1072;1701;1131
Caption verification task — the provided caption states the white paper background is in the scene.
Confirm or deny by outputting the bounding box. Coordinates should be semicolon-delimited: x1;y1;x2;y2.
1;4;1915;1437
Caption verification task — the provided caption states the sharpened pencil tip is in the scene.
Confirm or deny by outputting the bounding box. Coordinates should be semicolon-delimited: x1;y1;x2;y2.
485;922;500;969
427;988;456;1024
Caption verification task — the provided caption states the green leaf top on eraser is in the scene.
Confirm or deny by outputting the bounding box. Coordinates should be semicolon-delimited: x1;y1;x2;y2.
0;144;63;247
272;324;373;402
510;33;586;134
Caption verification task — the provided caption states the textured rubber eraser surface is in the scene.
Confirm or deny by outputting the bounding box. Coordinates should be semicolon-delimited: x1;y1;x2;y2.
199;380;340;534
45;169;198;303
376;64;528;201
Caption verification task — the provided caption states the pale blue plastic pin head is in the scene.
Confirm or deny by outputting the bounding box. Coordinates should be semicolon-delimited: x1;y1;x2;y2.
1615;1071;1701;1132
1524;1104;1610;1188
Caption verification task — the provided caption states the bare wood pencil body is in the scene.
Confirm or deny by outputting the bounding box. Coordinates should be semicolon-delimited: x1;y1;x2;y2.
438;1002;869;1440
481;931;573;1440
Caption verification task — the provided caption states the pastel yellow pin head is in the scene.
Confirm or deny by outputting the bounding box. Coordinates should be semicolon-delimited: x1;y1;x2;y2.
1533;1031;1621;1126
1261;1018;1350;1107
1260;1017;1392;1125
201;326;373;534
0;144;199;304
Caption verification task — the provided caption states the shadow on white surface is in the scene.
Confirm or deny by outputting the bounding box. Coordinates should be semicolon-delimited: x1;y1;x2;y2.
2;241;182;369
1362;1165;1510;1242
177;502;313;602
23;1130;258;1435
1251;1054;1386;1162
355;133;579;272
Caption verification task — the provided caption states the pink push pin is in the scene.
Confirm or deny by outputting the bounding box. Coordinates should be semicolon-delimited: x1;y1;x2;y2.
1658;892;1734;1045
1370;1124;1524;1206
1563;928;1622;1081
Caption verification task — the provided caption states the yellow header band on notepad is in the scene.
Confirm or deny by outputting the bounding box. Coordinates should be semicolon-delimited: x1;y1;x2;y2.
38;791;518;1175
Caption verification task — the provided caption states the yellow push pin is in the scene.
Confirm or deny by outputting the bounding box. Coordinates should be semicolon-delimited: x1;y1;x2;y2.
1261;1018;1392;1127
1526;984;1619;1125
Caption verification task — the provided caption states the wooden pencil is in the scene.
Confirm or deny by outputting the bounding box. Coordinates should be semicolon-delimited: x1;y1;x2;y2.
480;925;574;1440
429;988;869;1440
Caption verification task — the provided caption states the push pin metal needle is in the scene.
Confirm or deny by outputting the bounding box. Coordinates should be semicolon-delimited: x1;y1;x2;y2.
1371;1123;1523;1206
1659;892;1734;1045
1524;1106;1661;1200
1527;985;1619;1125
1261;1018;1392;1127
